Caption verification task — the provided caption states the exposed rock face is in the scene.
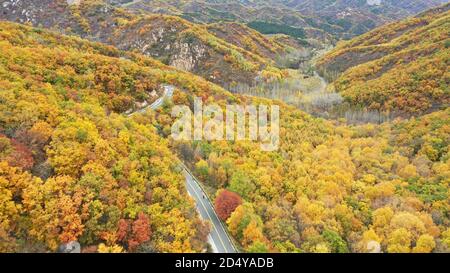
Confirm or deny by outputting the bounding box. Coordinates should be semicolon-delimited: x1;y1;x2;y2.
1;0;73;27
170;42;207;72
110;21;207;73
0;0;266;87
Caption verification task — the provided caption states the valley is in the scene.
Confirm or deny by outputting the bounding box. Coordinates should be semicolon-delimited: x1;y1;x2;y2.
0;0;448;254
229;50;393;124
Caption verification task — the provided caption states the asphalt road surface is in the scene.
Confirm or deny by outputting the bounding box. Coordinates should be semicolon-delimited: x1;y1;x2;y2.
128;85;174;116
150;84;174;110
127;85;237;253
120;0;143;8
183;167;237;253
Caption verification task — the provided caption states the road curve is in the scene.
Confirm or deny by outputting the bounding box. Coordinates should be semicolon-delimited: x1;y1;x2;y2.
119;0;144;8
127;85;237;253
128;85;174;116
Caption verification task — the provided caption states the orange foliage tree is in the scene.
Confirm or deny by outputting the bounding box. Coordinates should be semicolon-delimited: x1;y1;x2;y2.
214;189;243;221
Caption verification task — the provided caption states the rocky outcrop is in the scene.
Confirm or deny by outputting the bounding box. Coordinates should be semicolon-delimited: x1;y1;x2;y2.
0;0;269;87
170;42;207;72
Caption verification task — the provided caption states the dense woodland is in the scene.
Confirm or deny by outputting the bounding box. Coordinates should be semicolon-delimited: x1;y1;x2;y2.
0;2;449;254
106;0;448;40
317;4;450;115
0;22;216;252
168;104;449;253
247;21;307;40
0;0;297;88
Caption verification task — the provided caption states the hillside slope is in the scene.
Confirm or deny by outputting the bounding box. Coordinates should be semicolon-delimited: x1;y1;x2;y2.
0;20;449;254
112;0;448;40
317;3;450;115
0;20;223;253
0;0;292;87
207;22;288;61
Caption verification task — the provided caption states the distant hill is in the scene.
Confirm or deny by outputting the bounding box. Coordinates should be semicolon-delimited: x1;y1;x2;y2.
0;19;449;254
317;3;450;115
111;0;449;40
0;0;300;87
206;22;302;61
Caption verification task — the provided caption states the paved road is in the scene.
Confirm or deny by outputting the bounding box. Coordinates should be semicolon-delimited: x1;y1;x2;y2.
127;85;237;253
150;84;174;109
182;166;236;253
128;85;174;116
119;0;143;8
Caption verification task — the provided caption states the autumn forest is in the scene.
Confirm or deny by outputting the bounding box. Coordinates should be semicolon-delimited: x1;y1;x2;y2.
0;0;449;254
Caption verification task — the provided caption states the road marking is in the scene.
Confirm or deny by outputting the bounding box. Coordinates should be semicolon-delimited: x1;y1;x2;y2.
126;85;235;253
186;175;230;253
208;234;219;253
184;167;236;253
186;181;220;253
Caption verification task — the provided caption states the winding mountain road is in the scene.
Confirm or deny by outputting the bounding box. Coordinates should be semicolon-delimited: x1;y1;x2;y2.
119;0;144;8
182;165;237;253
128;85;237;253
128;84;174;116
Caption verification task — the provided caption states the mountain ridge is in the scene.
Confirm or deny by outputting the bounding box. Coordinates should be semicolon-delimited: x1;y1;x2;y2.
112;0;449;39
317;3;450;115
0;0;302;87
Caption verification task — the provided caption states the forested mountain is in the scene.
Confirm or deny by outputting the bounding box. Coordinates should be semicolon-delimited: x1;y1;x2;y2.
0;0;448;254
0;0;303;87
0;21;222;253
317;3;450;115
111;0;449;39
